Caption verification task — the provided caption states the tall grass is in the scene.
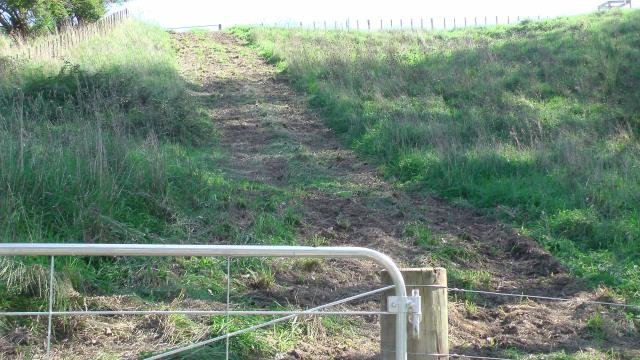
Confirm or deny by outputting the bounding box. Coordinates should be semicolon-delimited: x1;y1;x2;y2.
0;22;302;354
240;9;640;300
0;21;215;244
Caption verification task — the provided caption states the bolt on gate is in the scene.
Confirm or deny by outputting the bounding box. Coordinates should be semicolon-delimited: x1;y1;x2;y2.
0;244;428;360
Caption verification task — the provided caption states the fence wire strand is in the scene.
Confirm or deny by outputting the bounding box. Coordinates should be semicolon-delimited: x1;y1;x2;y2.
404;284;640;311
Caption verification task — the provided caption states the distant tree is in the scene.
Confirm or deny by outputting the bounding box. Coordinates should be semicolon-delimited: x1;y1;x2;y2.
0;0;109;37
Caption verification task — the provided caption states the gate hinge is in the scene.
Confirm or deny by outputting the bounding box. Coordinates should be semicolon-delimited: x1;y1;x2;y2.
387;289;421;337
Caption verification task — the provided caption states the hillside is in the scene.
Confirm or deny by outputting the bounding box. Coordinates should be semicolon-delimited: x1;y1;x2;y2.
0;12;639;360
240;9;640;302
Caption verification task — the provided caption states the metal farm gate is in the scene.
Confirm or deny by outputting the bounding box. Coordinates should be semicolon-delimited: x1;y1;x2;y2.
0;244;421;360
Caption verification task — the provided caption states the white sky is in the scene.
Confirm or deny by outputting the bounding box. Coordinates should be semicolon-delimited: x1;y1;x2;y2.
111;0;636;29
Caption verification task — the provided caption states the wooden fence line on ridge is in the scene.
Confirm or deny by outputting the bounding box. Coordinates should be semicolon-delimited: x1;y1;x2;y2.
2;9;130;60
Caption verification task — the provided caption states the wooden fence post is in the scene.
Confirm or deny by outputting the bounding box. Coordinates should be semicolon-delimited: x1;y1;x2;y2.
380;268;449;360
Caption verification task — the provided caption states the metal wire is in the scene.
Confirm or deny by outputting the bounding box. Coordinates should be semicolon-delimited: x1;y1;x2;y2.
405;284;640;311
145;285;395;360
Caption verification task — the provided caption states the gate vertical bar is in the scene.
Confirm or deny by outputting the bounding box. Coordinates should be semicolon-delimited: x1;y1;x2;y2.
225;257;231;360
46;256;55;358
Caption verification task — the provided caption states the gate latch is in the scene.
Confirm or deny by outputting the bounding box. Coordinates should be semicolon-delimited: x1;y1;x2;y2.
387;289;421;337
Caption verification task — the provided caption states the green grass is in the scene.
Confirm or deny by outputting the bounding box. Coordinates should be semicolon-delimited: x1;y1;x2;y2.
1;21;214;244
0;21;303;357
238;9;640;303
405;221;435;248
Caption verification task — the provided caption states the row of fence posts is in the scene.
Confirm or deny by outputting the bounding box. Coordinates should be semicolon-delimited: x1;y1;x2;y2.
9;9;129;60
267;15;548;31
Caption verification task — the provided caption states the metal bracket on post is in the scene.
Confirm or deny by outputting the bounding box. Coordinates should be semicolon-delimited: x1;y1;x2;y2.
387;289;421;337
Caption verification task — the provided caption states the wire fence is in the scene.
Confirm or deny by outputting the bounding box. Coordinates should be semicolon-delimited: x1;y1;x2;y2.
0;254;637;359
162;14;552;33
2;9;129;60
410;284;640;311
257;14;553;32
378;283;639;360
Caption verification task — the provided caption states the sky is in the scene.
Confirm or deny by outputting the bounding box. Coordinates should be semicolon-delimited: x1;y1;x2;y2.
110;0;636;29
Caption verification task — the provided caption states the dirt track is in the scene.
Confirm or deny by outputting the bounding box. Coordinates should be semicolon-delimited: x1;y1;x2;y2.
169;32;640;359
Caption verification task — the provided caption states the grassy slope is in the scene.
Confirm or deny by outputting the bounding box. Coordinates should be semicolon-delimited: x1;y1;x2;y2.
239;9;640;301
0;23;302;358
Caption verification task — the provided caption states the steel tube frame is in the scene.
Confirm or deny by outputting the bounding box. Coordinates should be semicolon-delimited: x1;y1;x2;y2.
0;244;409;360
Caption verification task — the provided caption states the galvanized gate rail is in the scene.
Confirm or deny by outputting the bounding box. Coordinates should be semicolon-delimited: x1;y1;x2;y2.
0;244;418;360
